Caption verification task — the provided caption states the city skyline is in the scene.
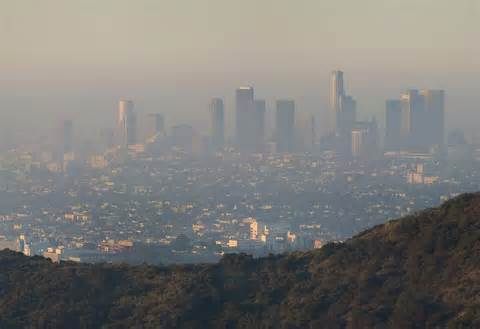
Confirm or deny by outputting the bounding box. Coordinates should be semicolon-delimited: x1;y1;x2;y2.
100;72;444;157
0;78;467;167
15;70;451;159
0;0;478;142
1;2;479;326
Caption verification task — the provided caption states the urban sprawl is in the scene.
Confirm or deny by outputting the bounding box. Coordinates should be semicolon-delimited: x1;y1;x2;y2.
0;71;477;264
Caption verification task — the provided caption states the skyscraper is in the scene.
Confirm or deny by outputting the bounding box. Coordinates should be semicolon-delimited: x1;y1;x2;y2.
391;89;446;152
330;71;345;133
117;99;137;147
329;70;358;155
338;95;357;136
210;98;225;150
328;70;358;156
236;86;255;152
420;89;445;148
385;100;402;151
254;100;266;152
275;100;295;153
400;90;429;150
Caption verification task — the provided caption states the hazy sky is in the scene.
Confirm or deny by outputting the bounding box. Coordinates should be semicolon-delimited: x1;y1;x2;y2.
1;0;479;140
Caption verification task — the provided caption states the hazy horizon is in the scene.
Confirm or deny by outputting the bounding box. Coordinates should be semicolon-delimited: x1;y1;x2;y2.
1;0;479;142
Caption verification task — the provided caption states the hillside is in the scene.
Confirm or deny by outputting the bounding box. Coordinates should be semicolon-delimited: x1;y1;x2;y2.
1;193;480;328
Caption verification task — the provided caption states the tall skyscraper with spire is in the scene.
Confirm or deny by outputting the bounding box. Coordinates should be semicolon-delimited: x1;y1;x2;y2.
330;70;357;137
328;70;358;156
210;98;225;150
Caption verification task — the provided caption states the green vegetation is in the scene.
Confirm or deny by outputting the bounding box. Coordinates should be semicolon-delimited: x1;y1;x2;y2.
1;193;480;328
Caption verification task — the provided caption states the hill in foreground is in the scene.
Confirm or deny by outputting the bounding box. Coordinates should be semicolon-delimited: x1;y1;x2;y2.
1;193;480;328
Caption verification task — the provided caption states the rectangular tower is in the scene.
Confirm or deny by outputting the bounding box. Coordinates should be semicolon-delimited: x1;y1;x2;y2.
117;99;136;147
330;71;345;133
400;90;426;150
338;95;357;136
236;87;255;152
420;89;445;148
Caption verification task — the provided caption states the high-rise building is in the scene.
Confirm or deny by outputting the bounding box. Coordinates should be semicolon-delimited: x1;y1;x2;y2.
236;87;256;152
117;99;132;131
385;100;402;150
420;89;445;148
400;90;426;150
275;100;295;153
329;70;358;157
400;89;446;151
210;98;225;150
330;71;345;133
117;100;137;147
254;100;266;152
338;95;357;136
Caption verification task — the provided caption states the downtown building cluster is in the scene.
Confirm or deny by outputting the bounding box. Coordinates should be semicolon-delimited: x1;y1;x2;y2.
111;87;315;159
328;70;379;159
50;70;445;171
329;71;445;160
385;89;445;152
211;87;315;154
111;71;444;164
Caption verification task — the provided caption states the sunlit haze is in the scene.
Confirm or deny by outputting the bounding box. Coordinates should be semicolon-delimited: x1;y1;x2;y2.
1;0;479;144
3;2;480;327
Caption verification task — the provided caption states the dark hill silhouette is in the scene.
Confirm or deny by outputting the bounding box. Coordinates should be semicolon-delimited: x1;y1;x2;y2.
1;193;480;328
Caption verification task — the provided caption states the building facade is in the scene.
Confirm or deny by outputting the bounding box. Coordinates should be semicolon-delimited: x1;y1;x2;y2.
236;87;256;152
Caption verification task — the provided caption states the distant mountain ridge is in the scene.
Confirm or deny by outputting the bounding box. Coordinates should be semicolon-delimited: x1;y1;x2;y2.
1;193;480;328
